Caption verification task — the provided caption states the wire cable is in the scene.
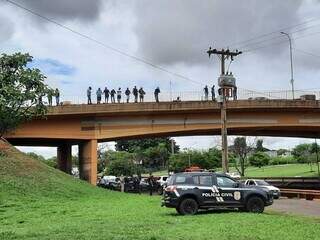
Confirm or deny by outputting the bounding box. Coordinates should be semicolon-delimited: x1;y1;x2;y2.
5;0;204;86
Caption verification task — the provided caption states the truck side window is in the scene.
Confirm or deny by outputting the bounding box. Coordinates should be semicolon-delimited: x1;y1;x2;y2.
216;176;236;188
192;175;212;186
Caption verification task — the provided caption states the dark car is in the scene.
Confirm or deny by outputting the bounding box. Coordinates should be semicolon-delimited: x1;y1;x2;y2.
162;172;274;215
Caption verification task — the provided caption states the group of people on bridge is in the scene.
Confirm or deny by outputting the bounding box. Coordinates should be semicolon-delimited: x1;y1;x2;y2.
40;83;238;106
203;85;237;101
87;86;161;104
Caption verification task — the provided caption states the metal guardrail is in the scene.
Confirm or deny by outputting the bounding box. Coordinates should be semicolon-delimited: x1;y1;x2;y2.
247;177;320;190
46;89;320;105
280;188;320;200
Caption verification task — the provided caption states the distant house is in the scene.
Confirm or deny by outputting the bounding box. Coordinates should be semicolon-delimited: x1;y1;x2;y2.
265;150;278;158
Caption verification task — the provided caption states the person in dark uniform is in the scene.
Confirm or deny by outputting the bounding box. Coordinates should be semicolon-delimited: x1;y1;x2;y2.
47;89;53;106
110;89;116;103
211;85;215;101
55;88;60;106
139;87;145;102
154;87;160;103
233;86;237;100
103;87;110;103
204;85;209;101
125;88;131;103
87;87;92;105
133;86;138;103
147;174;154;196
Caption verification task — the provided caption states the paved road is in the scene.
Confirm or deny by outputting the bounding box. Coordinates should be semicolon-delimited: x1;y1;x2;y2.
269;198;320;218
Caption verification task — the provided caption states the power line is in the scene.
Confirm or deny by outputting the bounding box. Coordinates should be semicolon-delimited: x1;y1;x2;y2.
225;17;320;49
243;29;320;53
5;0;204;86
293;48;320;59
235;22;320;50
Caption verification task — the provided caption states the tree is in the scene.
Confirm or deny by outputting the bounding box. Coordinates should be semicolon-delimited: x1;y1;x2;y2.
292;143;311;163
115;138;179;153
168;148;221;173
0;53;50;137
115;138;180;170
232;137;250;176
249;152;270;168
255;139;268;152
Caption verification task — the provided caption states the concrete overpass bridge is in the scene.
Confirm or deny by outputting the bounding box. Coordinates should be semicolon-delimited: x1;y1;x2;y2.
6;100;320;184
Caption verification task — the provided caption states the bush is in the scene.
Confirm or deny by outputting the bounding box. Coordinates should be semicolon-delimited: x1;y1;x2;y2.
106;159;136;176
248;152;270;168
270;156;296;165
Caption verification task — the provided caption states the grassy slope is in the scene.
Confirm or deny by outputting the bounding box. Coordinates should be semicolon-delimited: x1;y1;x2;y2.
0;142;319;240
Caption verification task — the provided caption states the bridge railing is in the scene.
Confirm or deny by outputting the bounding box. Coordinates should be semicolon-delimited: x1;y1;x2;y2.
54;89;320;105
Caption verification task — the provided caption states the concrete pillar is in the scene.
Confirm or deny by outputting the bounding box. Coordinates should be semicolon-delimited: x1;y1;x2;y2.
79;139;97;185
57;144;72;174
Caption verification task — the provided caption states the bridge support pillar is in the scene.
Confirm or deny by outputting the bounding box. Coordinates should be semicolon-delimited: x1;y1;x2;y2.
57;144;72;174
79;139;97;185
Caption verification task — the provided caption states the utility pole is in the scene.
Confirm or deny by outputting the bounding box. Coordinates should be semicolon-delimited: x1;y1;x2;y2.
315;139;320;178
207;47;242;173
280;32;295;100
168;138;175;174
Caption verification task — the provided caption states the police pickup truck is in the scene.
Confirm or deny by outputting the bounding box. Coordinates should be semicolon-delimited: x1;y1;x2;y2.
162;172;274;215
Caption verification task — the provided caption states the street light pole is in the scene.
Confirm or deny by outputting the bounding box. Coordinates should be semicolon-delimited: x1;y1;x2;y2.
281;31;295;100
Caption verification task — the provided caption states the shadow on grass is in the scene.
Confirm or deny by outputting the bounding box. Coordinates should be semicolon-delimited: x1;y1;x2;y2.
166;208;240;217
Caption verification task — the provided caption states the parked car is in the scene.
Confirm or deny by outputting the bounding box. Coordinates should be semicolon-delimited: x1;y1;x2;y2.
156;176;168;194
97;175;117;188
244;179;280;199
226;172;241;180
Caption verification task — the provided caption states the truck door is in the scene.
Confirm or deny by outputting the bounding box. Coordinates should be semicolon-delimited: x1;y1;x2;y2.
192;175;217;206
215;176;242;205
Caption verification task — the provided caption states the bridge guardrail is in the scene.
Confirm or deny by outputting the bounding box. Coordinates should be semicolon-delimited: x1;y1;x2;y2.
54;89;320;105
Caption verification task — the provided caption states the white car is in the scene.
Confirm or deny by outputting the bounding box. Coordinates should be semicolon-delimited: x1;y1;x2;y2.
226;172;241;179
244;179;280;199
157;176;168;187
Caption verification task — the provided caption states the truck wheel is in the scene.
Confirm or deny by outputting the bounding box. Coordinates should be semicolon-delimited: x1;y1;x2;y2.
178;198;198;215
246;196;265;213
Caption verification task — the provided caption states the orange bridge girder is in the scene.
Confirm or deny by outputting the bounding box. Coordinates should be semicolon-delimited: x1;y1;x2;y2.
6;100;320;184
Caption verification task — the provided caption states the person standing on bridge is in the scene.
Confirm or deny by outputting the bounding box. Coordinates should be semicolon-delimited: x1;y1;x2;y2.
125;88;131;103
47;89;53;106
103;87;110;103
133;86;138;103
139;87;145;102
96;87;102;104
110;89;116;103
233;86;237;100
154;87;160;103
117;88;122;103
87;87;92;105
55;88;60;106
211;85;215;101
204;85;209;101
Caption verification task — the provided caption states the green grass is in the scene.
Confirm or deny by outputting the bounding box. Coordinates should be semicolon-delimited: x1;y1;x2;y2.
1;142;319;240
234;164;319;178
152;164;320;177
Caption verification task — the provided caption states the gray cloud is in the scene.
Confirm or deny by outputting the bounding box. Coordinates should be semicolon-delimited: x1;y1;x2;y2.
14;0;103;22
0;15;14;43
133;0;303;65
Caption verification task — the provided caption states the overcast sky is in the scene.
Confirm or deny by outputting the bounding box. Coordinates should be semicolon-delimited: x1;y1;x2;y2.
1;0;320;157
